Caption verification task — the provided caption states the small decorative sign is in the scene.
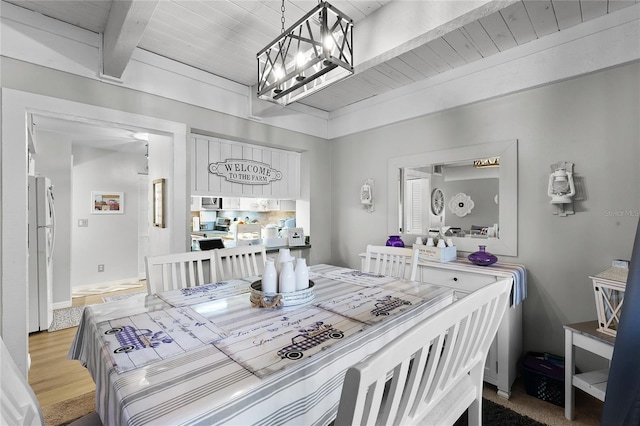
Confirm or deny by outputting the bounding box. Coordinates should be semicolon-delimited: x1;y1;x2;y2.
287;227;305;246
208;159;282;185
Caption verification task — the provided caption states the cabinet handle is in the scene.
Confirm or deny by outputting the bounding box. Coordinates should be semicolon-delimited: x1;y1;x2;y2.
453;277;458;281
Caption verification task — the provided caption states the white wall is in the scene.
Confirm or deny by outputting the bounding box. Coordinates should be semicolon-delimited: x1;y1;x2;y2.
32;130;73;306
72;145;146;289
330;62;640;365
0;62;332;373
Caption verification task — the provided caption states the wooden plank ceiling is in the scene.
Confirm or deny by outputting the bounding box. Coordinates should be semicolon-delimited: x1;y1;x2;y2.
5;0;637;112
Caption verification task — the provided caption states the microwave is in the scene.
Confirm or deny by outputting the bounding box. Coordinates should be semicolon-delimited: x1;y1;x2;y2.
201;197;222;210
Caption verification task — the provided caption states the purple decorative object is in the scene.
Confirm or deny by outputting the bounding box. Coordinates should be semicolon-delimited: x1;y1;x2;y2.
386;235;405;247
468;245;497;266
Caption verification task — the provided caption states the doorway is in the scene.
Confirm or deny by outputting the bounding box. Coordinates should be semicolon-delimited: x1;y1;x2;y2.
2;88;188;373
29;114;154;297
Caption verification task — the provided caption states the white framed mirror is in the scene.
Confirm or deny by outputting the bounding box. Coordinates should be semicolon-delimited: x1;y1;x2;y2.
388;139;518;256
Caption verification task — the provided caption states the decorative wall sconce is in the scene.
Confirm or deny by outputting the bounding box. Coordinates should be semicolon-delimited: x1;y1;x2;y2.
360;178;374;213
548;161;575;216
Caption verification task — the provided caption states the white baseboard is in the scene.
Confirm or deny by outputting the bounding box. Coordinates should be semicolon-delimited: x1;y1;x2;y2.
72;277;142;292
52;300;72;310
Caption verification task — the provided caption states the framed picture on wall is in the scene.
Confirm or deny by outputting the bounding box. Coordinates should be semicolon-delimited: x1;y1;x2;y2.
91;191;123;214
153;178;165;228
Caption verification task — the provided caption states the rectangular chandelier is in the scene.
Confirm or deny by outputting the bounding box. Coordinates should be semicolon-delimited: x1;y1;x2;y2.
257;1;353;106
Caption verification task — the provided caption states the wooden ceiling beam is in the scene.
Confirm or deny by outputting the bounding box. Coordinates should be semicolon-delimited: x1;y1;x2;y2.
102;0;159;79
354;0;519;73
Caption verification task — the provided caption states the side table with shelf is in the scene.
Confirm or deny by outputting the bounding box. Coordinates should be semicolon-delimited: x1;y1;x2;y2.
564;320;615;420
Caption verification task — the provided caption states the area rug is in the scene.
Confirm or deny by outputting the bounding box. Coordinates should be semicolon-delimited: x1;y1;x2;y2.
102;291;146;303
41;391;95;426
48;306;86;332
43;391;544;426
454;398;546;425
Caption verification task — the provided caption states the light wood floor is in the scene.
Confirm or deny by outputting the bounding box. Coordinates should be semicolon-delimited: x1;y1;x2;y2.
28;286;145;410
28;284;604;425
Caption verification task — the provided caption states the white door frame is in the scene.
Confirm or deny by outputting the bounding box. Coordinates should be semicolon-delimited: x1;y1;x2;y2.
1;88;188;375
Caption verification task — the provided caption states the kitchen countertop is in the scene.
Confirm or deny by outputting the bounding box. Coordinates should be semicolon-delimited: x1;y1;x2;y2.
192;242;311;252
265;244;311;253
192;230;229;237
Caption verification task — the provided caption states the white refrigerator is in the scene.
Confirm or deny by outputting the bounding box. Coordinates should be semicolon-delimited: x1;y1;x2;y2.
28;176;56;332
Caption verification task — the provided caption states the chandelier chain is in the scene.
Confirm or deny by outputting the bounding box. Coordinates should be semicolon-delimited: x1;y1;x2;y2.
281;0;285;33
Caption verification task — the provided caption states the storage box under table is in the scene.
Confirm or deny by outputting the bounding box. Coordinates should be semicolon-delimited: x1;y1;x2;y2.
522;352;565;407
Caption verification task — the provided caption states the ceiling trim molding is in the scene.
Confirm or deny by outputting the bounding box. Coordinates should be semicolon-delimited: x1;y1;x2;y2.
355;0;518;73
327;4;640;139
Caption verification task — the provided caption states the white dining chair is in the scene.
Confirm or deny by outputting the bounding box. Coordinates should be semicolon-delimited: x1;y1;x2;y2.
215;244;267;281
1;337;44;426
334;278;512;426
363;245;419;281
144;250;217;295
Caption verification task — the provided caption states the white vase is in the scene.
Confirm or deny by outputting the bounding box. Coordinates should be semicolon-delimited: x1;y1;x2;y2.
262;258;278;294
295;258;309;290
279;260;296;293
276;248;291;275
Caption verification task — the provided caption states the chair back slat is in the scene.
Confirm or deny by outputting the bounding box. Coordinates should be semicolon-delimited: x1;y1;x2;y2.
363;245;419;281
1;336;44;426
335;278;512;426
145;251;216;295
215;245;267;281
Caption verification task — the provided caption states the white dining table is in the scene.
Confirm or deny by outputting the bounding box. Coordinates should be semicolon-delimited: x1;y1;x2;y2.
69;264;455;426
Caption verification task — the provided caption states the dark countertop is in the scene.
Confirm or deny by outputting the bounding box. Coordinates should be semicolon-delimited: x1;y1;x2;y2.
265;244;311;253
191;231;229;237
192;242;311;252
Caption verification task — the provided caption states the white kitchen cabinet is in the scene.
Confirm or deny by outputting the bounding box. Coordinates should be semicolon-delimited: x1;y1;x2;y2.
190;196;201;211
358;254;524;399
223;198;241;210
265;199;280;210
240;198;257;211
279;200;296;211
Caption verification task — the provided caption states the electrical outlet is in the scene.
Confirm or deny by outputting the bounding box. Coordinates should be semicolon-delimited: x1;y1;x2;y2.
98;264;105;272
78;219;88;227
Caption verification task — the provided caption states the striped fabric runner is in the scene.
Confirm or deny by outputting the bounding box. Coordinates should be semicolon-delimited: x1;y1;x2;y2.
419;259;527;306
68;264;456;426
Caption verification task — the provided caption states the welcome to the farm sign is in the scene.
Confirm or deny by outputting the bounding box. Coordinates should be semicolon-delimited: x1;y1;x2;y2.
208;159;283;185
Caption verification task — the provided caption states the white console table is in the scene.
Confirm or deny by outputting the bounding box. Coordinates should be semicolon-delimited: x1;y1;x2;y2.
564;320;615;420
359;255;526;399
